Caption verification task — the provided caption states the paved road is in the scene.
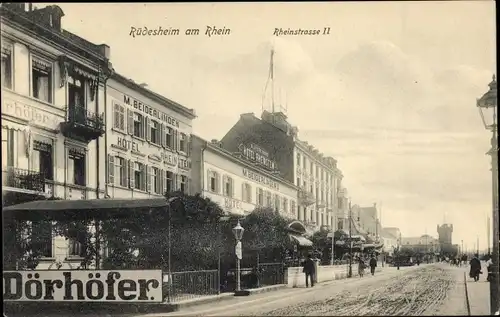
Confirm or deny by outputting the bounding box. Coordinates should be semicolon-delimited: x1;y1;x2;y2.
137;264;466;316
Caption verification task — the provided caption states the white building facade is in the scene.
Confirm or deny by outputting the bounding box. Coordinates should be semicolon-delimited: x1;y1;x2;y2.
105;74;196;198
294;139;343;231
191;137;298;217
1;4;113;267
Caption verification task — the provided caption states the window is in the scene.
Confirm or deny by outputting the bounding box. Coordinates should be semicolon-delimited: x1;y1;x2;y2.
316;166;319;177
1;45;12;89
296;177;300;186
274;195;281;211
133;162;145;190
265;191;272;207
32;220;52;258
150;167;160;194
32;141;53;180
32;57;53;103
223;175;233;197
242;183;252;203
68;239;83;257
68;74;85;116
208;170;219;193
283;198;288;213
114;156;127;187
291;200;296;217
310;162;313;173
166;171;175;192
68;148;86;186
180;175;187;193
338;197;343;209
179;133;187;153
257;188;264;206
113;103;125;131
296;153;301;165
337;220;343;230
165;127;174;149
133;113;145;138
150;120;160;145
302;157;306;168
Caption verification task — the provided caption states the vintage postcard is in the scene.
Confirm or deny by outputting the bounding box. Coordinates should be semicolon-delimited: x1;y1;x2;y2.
1;2;497;316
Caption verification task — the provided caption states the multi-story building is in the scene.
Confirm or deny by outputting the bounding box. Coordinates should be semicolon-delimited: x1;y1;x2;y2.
220;111;343;232
400;234;440;254
336;187;349;230
190;136;298;217
381;230;399;256
352;203;382;239
1;3;112;267
104;74;196;198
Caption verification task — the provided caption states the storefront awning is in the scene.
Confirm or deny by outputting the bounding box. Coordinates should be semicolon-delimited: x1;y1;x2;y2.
289;234;313;247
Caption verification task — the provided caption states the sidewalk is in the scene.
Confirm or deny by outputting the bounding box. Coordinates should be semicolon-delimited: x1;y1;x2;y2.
466;276;491;315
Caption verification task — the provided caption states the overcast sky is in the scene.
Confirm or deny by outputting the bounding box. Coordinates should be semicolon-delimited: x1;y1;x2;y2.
39;2;496;250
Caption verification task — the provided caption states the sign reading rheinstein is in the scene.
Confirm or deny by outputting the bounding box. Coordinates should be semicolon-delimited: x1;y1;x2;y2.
2;270;162;302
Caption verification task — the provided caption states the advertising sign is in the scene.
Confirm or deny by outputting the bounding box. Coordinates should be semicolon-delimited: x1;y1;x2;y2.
3;270;162;302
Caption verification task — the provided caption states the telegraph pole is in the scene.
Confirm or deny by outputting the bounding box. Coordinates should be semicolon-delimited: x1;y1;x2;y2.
348;199;353;278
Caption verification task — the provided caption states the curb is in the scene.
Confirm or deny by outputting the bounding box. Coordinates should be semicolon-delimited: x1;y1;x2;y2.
463;272;472;316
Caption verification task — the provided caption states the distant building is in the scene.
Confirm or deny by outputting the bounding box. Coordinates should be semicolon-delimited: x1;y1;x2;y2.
437;223;456;255
220;111;343;232
381;230;399;256
401;235;440;254
190;136;298;218
352;203;382;239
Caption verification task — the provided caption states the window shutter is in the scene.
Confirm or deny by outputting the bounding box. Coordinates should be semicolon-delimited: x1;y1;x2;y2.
162;170;168;194
186;135;191;156
175;130;180;151
175;174;181;192
186;178;191;195
107;154;114;184
256;187;259;206
216;173;221;193
121;158;127;187
207;170;211;191
128;160;135;188
141;164;147;191
146;117;151;142
231;178;234;197
242;183;245;201
146;165;152;193
127;109;133;135
161;124;166;148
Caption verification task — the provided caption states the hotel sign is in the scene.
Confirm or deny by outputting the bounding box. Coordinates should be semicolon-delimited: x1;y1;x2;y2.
114;137;140;152
238;143;277;170
124;95;180;128
224;197;242;210
242;168;279;190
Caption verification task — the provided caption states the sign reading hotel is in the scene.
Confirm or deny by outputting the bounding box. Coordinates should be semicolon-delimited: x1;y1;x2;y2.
114;137;140;152
238;143;277;170
3;270;162;302
123;95;180;128
242;168;279;190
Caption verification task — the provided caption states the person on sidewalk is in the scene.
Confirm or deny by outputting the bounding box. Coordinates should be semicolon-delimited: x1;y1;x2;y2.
369;254;377;276
302;254;316;288
469;253;482;282
358;256;366;277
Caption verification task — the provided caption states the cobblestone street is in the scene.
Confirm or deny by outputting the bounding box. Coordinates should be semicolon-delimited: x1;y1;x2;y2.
135;264;478;317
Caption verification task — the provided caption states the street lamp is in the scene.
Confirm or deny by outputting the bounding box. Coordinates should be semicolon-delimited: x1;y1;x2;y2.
348;199;353;278
232;220;245;293
476;74;498;315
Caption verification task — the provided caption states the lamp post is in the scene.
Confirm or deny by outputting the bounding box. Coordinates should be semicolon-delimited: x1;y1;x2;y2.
232;220;245;293
348;199;353;278
476;74;498;315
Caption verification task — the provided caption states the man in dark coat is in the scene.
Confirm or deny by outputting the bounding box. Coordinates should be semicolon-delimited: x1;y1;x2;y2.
303;254;316;287
369;254;377;276
469;253;482;282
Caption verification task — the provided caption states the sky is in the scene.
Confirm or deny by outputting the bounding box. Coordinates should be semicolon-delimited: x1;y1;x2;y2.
38;2;496;250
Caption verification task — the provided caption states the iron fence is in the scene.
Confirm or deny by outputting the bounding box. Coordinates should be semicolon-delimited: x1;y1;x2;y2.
257;262;286;287
164;269;219;303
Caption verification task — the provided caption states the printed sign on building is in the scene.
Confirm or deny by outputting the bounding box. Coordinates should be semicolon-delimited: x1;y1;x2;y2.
3;270;162;302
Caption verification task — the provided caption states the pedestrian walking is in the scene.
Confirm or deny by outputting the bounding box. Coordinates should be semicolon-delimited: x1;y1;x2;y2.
302;254;316;288
469;253;482;282
358;257;366;277
369;254;377;276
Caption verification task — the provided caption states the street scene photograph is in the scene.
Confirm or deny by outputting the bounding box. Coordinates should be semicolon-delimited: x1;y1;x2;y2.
1;1;497;316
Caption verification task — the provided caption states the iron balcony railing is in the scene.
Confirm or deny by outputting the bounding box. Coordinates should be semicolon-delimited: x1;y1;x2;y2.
67;105;105;132
2;167;45;192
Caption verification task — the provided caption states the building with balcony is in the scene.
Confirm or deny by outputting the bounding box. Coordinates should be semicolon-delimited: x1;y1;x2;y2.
220;111;343;232
1;3;113;267
190;136;298;217
104;74;196;198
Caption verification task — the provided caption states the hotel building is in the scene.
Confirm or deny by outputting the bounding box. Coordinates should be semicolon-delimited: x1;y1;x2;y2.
190;136;298;217
104;74;196;198
220;111;344;232
1;4;112;266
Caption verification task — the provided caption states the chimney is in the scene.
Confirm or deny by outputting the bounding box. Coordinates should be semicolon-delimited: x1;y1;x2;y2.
97;44;111;59
139;83;148;88
28;3;33;11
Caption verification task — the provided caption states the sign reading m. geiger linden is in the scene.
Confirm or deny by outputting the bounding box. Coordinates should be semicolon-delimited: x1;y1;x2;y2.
3;270;162;302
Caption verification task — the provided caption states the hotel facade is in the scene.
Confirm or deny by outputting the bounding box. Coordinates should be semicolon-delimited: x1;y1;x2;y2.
104;74;196;198
1;4;112;266
220;110;344;232
190;136;298;217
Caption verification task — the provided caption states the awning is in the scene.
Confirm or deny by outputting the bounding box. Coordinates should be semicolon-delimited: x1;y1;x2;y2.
289;234;313;247
2;198;174;221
